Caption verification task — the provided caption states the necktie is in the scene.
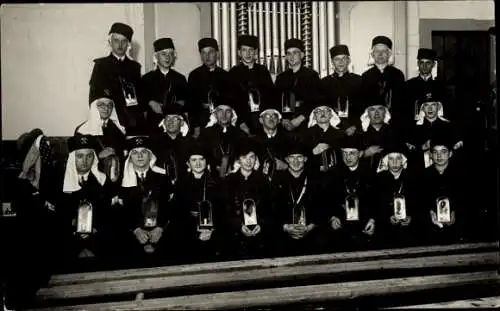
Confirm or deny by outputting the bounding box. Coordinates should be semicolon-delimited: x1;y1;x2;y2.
79;176;87;187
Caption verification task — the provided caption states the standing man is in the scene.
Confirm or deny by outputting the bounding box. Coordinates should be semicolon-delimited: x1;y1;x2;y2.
187;38;231;139
139;38;188;129
228;35;276;135
320;45;363;136
405;48;449;128
89;22;145;135
276;38;321;133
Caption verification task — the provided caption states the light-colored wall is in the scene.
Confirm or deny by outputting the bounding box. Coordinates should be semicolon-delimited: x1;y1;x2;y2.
1;3;145;140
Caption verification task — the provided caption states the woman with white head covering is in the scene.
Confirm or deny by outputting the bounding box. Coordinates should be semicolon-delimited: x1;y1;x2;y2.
301;104;343;175
152;103;191;186
373;141;418;249
139;37;188;126
4;129;60;310
60;134;114;266
199;101;247;179
118;136;175;265
361;36;406;131
75;88;126;183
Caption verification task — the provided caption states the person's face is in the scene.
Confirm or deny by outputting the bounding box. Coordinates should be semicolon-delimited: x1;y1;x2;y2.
387;153;404;174
259;112;279;130
215;106;233;126
418;59;435;75
96;100;113;120
367;105;386;125
314;107;333;125
332;54;350;73
109;33;129;57
422;102;438;119
342;148;360;167
238;45;257;65
200;47;218;67
156;49;176;69
129;147;151;169
286;154;306;172
188;155;207;174
164;115;183;134
74;148;95;174
285;48;303;67
239;152;256;171
372;44;390;65
432;145;451;166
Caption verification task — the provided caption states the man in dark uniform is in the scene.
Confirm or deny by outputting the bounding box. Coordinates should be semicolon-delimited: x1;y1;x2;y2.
187;38;231;139
89;22;145;135
405;48;449;128
198;102;247;180
272;142;326;257
139;38;188;128
228;35;275;135
361;36;406;131
254;108;291;182
320;45;363;136
151;103;192;187
325;134;376;252
276;38;321;133
222;138;274;260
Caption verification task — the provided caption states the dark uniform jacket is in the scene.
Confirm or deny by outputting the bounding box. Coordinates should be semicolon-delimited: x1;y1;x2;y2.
253;127;292;182
275;66;322;122
151;132;192;186
300;125;343;176
405;75;449;124
187;65;231;128
74;121;126;159
139;68;188;126
361;66;406;130
320;72;363;131
89;54;143;133
228;63;276;132
361;123;401;172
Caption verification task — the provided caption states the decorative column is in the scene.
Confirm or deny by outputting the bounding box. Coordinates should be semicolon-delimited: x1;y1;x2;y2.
393;1;408;77
301;1;312;68
237;2;248;35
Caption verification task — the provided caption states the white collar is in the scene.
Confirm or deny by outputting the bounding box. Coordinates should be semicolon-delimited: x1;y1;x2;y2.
159;67;170;76
263;128;278;138
112;53;125;62
134;167;150;177
78;171;90;182
390;170;402;179
348;164;359;171
375;63;388;72
420;73;433;81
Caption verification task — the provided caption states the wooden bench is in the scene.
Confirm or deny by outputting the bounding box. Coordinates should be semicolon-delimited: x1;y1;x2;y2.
27;242;499;310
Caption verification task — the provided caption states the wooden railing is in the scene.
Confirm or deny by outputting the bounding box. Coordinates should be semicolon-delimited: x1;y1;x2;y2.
27;242;499;310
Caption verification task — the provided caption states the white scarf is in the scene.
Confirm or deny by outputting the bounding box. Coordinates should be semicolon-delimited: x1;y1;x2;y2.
307;106;341;129
376;152;408;173
18;135;44;189
366;46;395;68
77;100;125;135
205;105;238;131
259;109;282;121
360;106;392;132
63;150;106;193
416;101;449;125
121;148;166;188
158;117;189;137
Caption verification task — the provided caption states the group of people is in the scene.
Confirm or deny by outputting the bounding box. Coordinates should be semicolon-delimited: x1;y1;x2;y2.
2;21;494;310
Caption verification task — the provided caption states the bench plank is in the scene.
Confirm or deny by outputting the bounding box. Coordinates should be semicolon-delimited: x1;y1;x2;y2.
30;271;500;311
37;252;498;300
48;242;499;286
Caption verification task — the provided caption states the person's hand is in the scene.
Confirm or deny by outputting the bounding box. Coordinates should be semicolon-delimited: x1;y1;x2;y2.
400;216;412;226
98;147;116;159
198;229;213;241
390;215;399;225
149;100;163;114
239;123;251;135
430;210;443;228
111;196;123;206
363;219;375;236
313;143;330;155
190;210;199;218
275;158;288;170
251;224;261;236
290;115;305;129
364;146;383;157
80;234;90;240
453;141;464;150
406;143;416;151
444;211;456;226
134;228;149;244
241;225;253;237
345;126;356;136
422;140;431;151
45;201;56;212
149;227;164;244
192;126;201;139
330;216;342;230
281;119;294;131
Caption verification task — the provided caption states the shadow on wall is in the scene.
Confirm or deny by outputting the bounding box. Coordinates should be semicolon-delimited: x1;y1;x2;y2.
129;41;141;62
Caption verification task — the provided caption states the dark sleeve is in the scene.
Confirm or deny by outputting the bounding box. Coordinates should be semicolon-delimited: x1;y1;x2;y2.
305;71;322;117
349;75;364;130
222;177;242;233
261;68;277;111
186;71;201;128
137;74;151;111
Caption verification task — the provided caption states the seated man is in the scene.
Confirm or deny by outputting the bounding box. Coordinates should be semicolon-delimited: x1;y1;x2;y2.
199;101;247;179
418;135;465;245
300;104;343;178
373;142;419;248
174;142;224;263
326;134;376;252
151;103;192;186
272;142;325;257
119;136;175;267
59;135;116;270
222;138;274;260
254;108;291;182
75;88;126;184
